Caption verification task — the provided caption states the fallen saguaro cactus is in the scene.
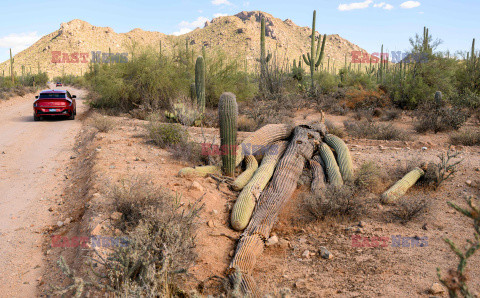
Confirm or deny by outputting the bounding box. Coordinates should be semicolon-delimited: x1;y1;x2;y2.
231;141;288;231
319;143;343;186
232;155;258;191
310;154;326;194
177;165;221;178
235;123;294;166
228;126;321;295
381;167;425;204
324;134;354;182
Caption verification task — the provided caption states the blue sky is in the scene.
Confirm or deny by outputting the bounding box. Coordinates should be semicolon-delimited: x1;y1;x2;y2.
0;0;478;63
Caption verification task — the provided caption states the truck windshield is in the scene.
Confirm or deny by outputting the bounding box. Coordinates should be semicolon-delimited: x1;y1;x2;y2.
39;93;66;99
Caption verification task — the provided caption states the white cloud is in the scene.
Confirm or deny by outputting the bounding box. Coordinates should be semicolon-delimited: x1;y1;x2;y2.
400;1;420;9
0;32;40;55
374;2;385;7
173;16;210;36
212;0;232;5
213;13;229;18
243;1;250;7
338;0;373;11
373;2;393;9
384;4;394;10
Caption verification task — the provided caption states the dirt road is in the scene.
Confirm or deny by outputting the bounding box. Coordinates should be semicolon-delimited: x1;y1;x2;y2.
0;85;87;296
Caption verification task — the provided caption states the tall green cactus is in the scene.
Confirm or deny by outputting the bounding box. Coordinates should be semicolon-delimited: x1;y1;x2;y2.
434;91;443;108
381;167;424;204
319;143;343;186
302;10;326;89
259;17;272;92
195;56;206;113
324;134;354;182
219;92;238;177
190;82;196;105
10;48;14;85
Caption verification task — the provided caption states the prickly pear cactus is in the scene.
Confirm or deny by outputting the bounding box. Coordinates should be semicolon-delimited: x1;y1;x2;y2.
381;167;424;204
324;134;354;182
219;92;238;177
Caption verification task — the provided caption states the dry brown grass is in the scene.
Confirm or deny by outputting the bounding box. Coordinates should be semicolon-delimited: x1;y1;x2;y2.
91;113;116;132
343;120;410;141
354;161;386;193
388;196;429;223
450;129;480;146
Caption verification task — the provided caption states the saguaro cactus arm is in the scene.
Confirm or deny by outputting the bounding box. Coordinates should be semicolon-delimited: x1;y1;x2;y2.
319;143;343;186
381;167;424;204
195;56;206;113
324;134;354;182
232;155;258;191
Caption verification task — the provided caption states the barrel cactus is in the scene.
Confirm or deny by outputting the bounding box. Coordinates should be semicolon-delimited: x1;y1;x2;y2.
324;134;354;182
195;56;206;113
381;167;424;204
319;143;343;186
219;92;238;177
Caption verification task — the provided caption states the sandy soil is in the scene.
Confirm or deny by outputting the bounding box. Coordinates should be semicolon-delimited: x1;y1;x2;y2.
0;84;87;297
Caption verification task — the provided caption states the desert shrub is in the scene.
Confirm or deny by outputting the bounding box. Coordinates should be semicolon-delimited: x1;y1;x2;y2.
242;96;296;130
303;185;364;221
315;72;339;94
450;130;480;146
389;196;429;223
423;147;463;190
168;141;206;165
415;100;469;133
344;120;409;140
355;161;385;193
381;108;402;121
325;119;345;138
344;87;390;110
91;113;116;132
147;122;189;148
339;69;377;90
353;109;374;121
237;115;257;132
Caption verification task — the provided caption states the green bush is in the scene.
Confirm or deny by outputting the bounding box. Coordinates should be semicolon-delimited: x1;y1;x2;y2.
147;121;189;148
315;71;339;94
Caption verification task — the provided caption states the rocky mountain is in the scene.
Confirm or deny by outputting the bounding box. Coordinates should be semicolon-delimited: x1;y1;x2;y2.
0;11;369;78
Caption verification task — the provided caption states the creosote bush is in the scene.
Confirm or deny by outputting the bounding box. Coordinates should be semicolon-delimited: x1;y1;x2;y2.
147;121;189;148
91;113;116;132
343;120;410;141
354;161;385;193
388;196;429;223
325;119;345;138
450;129;480;146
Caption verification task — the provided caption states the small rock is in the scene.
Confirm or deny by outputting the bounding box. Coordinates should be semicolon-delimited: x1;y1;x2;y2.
319;246;333;259
358;221;367;228
91;223;104;235
266;235;279;246
64;218;72;225
229;250;235;257
422;223;428;230
48;207;53;212
70;156;76;159
294;278;306;288
110;212;123;221
278;238;290;249
212;209;218;215
422;147;428;151
57;221;64;227
429;282;445;294
207;220;215;228
302;250;310;258
299;237;307;244
466;180;472;186
191;181;204;192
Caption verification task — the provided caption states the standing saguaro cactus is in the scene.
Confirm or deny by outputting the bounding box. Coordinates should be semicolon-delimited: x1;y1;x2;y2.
302;10;326;89
219;92;238;177
259;17;272;92
10;48;14;85
195;56;206;113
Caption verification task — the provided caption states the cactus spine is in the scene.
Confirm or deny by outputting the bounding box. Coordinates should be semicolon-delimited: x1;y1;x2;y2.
195;56;206;113
302;10;326;89
319;143;343;186
232;155;258;191
381;167;425;204
219;92;238;177
231;141;287;230
10;48;14;85
324;134;354;182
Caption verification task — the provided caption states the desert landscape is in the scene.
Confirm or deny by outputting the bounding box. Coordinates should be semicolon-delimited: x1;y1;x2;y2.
0;3;479;298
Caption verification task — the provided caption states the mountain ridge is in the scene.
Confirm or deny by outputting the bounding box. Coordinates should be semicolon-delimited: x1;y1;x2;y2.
0;11;368;78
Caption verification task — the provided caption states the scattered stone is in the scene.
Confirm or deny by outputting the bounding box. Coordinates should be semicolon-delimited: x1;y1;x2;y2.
110;212;123;221
301;250;310;258
422;223;428;230
229;250;235;257
358;221;367;228
212;209;218;215
70;156;76;159
48;207;53;212
207;220;215;228
319;246;333;259
191;181;204;192
91;223;104;235
422;147;428;151
64;218;72;225
294;278;306;288
266;235;279;246
56;221;63;227
429;282;445;294
299;237;307;244
278;238;290;249
466;180;472;186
